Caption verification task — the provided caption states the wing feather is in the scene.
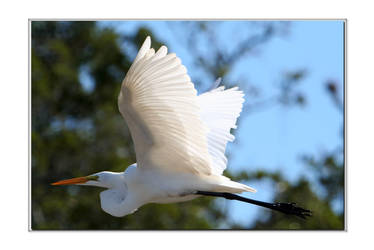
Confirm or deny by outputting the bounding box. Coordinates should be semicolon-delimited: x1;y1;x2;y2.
197;86;245;175
118;37;212;175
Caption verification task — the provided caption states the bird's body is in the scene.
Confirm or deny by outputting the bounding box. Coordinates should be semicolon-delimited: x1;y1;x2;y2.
95;161;253;217
52;36;311;219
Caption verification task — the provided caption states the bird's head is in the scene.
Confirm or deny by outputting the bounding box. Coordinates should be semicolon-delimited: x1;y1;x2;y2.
51;171;132;217
51;171;121;189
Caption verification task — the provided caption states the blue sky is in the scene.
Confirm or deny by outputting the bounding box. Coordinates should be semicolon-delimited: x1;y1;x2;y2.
97;20;344;226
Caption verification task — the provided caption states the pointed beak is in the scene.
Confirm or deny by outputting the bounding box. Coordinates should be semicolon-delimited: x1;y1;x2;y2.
51;176;89;186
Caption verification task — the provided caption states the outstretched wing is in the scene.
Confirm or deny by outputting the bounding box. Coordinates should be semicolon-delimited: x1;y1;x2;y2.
197;86;245;175
118;37;212;175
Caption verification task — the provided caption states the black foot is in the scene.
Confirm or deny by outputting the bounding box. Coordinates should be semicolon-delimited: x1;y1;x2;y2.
272;202;312;219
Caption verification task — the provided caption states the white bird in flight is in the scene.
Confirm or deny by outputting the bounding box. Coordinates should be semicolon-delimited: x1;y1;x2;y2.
52;36;311;219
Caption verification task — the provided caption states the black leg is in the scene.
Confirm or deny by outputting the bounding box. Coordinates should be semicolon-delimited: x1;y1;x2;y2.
196;191;312;219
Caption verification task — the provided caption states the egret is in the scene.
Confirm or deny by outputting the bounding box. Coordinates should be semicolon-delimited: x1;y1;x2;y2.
52;36;311;219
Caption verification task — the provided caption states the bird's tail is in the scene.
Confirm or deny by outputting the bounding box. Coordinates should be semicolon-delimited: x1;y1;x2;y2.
210;176;256;193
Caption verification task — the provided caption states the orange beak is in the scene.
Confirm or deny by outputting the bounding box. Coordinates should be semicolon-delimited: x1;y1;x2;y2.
51;176;89;186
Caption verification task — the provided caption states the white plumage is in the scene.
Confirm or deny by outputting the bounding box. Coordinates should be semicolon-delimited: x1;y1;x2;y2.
198;86;245;175
119;37;212;175
52;36;256;217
